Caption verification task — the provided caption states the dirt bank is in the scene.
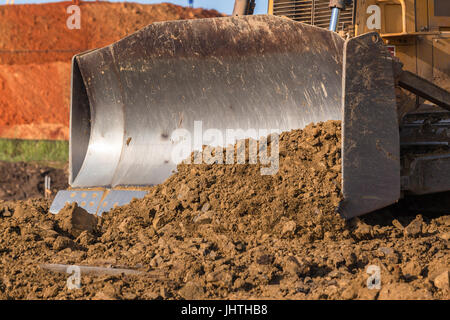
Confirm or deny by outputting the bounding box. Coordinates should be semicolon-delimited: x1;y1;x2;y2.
0;121;448;300
0;62;71;139
0;2;223;65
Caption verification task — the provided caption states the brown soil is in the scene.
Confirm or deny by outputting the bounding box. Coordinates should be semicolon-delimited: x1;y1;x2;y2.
0;62;71;132
0;161;68;201
0;121;448;300
0;2;223;139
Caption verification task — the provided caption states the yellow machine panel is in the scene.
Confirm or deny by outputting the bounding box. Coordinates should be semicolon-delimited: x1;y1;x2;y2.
268;0;450;87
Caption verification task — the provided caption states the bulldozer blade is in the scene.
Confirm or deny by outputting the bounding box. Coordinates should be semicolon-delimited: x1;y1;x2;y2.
53;15;401;218
69;15;344;188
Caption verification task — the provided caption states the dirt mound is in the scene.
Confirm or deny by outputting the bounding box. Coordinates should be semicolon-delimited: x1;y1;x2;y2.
0;121;448;300
120;120;343;242
0;161;68;201
0;2;223;139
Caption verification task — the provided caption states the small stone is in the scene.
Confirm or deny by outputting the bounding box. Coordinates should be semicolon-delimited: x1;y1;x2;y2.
76;230;96;246
38;220;55;231
168;199;181;211
93;291;117;300
344;252;358;266
402;260;423;278
256;254;274;266
43;237;55;246
160;287;170;299
201;203;211;212
12;206;33;220
122;292;137;300
379;283;432;300
100;283;120;299
386;251;400;264
295;283;310;294
152;215;164;230
433;271;449;290
283;256;306;277
179;281;205;300
354;218;372;239
118;217;133;233
438;231;450;241
150;254;163;268
392;219;404;231
176;184;190;201
56;203;98;238
234;242;245;252
404;215;423;237
330;252;346;268
193;211;214;224
357;288;379;300
206;271;232;286
206;271;219;282
281;220;296;235
342;230;350;238
323;231;334;240
52;236;76;251
233;278;246;290
340;286;357;300
303;276;312;283
42;229;59;239
378;247;393;256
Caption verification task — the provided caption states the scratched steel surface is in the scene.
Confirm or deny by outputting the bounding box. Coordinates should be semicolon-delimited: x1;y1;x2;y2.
70;15;344;188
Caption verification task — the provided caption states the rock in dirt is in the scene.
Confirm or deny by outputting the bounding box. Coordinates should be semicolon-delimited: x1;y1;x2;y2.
353;219;372;239
179;281;205;300
12;205;33;220
52;236;76;251
404;215;423;237
55;203;98;238
433;271;449;290
193;211;214;224
438;231;450;241
281;220;297;236
378;283;432;300
283;256;307;277
392;219;404;231
402;260;423;278
378;247;394;256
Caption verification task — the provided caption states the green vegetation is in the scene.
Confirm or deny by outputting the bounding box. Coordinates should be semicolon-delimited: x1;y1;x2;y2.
0;138;68;163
